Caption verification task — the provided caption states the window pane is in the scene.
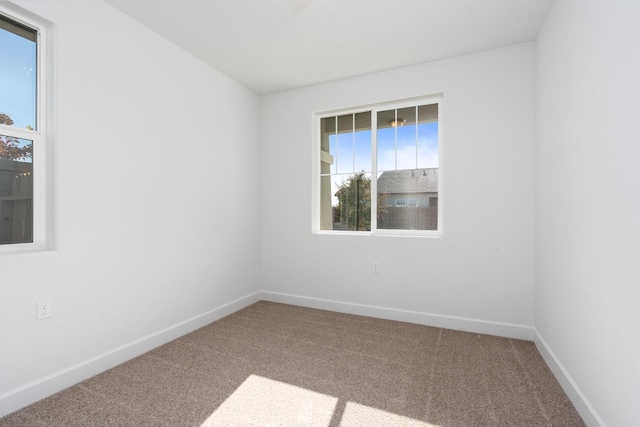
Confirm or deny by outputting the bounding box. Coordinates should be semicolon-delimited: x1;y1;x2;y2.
320;112;372;231
320;173;373;231
328;134;337;174
417;104;439;168
375;103;439;231
0;17;37;130
320;117;336;175
396;106;417;170
335;114;353;174
333;172;371;231
377;109;396;172
353;112;371;173
354;129;371;172
0;135;33;244
377;168;437;230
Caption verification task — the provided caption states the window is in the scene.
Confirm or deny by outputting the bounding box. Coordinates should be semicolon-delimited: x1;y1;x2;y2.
317;96;441;235
0;8;47;251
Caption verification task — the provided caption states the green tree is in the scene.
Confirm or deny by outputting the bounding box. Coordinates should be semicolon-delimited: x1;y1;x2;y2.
0;113;33;161
334;172;371;231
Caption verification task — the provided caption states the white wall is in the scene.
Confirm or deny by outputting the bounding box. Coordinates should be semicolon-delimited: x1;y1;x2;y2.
9;1;636;423
0;0;260;416
259;43;536;336
536;1;640;426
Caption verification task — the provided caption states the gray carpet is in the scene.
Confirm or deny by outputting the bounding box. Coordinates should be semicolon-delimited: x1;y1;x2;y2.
0;301;585;426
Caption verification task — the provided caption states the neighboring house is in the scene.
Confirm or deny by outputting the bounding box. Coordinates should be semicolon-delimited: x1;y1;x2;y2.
377;168;438;230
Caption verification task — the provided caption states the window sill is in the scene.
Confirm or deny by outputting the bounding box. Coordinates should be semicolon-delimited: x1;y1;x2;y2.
315;230;442;238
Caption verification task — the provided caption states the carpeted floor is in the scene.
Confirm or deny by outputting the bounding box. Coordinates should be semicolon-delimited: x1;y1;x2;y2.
0;301;585;426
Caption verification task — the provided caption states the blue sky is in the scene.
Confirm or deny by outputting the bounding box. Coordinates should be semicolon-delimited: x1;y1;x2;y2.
0;26;37;129
328;121;439;206
378;122;439;171
329;122;439;175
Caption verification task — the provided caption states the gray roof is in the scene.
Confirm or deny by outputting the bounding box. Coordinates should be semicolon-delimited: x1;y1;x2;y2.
377;168;438;194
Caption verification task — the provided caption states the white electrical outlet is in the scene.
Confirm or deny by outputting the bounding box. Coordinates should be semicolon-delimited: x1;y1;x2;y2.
372;262;379;274
37;300;51;320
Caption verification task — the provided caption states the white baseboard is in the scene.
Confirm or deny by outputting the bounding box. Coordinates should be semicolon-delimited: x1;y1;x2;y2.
0;291;261;418
534;330;606;427
260;291;534;341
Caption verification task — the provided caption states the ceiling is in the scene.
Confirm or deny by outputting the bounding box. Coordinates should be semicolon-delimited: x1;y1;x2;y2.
104;0;555;95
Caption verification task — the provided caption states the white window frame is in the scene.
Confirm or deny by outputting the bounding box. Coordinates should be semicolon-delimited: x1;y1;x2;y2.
312;95;443;237
0;5;49;254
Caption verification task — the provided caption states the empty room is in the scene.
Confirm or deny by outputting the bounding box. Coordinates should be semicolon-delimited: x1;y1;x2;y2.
0;0;638;426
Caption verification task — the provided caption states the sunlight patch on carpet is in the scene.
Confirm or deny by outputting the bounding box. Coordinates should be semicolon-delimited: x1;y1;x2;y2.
341;401;441;427
200;375;337;426
200;374;443;427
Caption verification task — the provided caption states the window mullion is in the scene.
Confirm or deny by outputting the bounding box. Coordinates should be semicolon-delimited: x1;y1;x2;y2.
371;110;378;231
351;114;355;173
394;109;398;170
415;106;418;170
0;125;38;140
334;116;338;173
